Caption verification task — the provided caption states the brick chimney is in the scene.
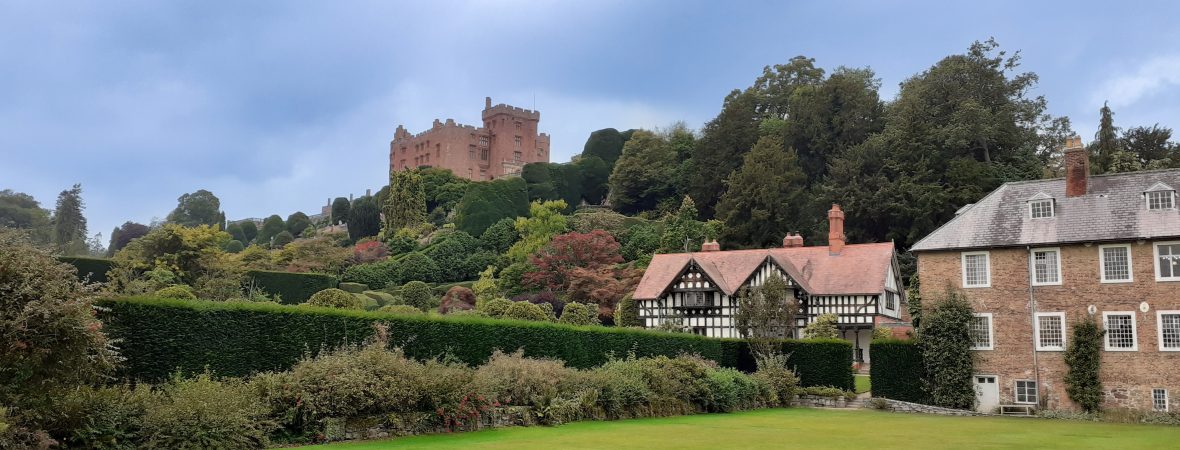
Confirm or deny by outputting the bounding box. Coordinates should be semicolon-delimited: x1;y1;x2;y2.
1064;135;1088;197
782;232;804;248
700;240;721;252
828;204;845;255
485;96;492;110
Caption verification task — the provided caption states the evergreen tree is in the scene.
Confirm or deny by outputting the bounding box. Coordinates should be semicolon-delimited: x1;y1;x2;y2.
166;189;225;228
239;220;258;244
347;196;381;241
1091;102;1120;173
607;130;678;214
0;189;52;244
383;169;427;233
52;183;88;255
286;211;311;237
716;136;808;248
225;222;246;243
581;128;627;167
919;288;976;410
1064;317;1105;412
257;214;285;245
330;197;351;225
688;89;761;218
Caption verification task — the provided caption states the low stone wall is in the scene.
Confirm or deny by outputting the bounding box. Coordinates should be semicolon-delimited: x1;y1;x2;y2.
792;395;865;408
868;398;983;416
323;406;538;442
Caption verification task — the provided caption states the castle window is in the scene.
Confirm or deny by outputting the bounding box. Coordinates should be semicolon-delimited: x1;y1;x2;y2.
1154;389;1170;411
480;149;489;160
1100;244;1133;283
514;136;522;148
1103;312;1138;351
469;145;476;159
969;313;993;350
1031;248;1061;286
1159;311;1180;351
513;151;522;162
961;251;990;288
1035;312;1065;351
1015;380;1038;404
1029;198;1054;218
1155;241;1180;281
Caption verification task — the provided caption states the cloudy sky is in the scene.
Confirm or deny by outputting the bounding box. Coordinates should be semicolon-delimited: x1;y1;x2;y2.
3;1;1179;240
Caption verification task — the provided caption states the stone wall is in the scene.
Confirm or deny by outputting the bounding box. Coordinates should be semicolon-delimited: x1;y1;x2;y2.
868;398;984;416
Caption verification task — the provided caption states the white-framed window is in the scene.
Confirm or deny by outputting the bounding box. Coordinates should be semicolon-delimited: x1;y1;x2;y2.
1103;311;1138;351
1029;198;1054;218
1154;388;1170;412
1146;190;1175;210
1155;241;1180;281
969;313;994;350
1158;311;1180;351
962;251;991;288
1035;312;1066;351
1015;380;1038;404
884;290;897;311
1031;248;1062;286
1099;244;1133;283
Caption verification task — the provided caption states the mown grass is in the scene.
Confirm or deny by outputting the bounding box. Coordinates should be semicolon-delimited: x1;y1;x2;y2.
307;408;1180;449
854;374;871;393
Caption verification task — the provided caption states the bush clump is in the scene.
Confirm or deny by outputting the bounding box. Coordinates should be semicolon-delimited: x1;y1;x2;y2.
306;288;363;309
154;284;197;300
558;302;600;326
503;301;550;322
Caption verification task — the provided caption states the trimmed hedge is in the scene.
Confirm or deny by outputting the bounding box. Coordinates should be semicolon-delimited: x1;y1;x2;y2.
869;339;926;403
57;256;113;283
97;297;853;389
246;270;337;304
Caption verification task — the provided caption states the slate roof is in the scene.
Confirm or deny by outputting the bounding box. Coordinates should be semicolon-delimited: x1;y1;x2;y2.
911;168;1180;252
632;242;896;300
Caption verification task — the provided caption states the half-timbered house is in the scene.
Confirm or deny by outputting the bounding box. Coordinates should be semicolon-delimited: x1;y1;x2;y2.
631;205;909;364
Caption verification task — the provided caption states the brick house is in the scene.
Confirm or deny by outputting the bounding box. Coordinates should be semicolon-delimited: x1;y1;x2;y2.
389;97;550;181
631;205;910;365
911;137;1180;412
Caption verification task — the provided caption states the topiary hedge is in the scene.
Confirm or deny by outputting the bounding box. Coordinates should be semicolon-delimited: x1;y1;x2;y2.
57;256;113;283
97;297;852;388
245;270;337;304
869;338;926;403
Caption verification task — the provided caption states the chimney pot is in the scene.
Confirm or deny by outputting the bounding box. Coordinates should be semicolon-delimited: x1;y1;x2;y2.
828;204;846;255
1064;135;1088;197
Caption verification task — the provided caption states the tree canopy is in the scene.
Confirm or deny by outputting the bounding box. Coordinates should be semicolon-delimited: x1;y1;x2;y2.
166;189;225;228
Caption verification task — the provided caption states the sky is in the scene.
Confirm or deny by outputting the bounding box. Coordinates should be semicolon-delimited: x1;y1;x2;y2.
3;0;1179;242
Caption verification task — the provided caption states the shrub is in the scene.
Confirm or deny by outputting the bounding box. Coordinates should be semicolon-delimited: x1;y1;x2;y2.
272;231;295;247
351;240;390;264
306;288;363;309
706;367;761;412
154;285;196;300
246;270;337;304
140;373;272;449
338;282;368;293
50;384;152;449
471;265;500;303
800;386;856;400
498;262;534;297
872;327;895;341
869;338;926;403
752;353;799;407
378;304;424;315
224;240;245;253
918;288;976;409
393;252;441;284
478;297;514;318
362;290;397;306
341;261;396;289
558;302;599;326
1065;317;1105;412
803;313;839;339
439;286;476;314
504;301;550;322
513;290;565;317
472;351;574;408
614;294;641;327
57;255;114;283
400;281;436;311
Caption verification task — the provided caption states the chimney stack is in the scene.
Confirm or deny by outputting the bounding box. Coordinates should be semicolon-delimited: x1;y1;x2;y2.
700;240;721;252
485;96;492;109
828;204;845;255
782;232;804;248
1064;135;1088;197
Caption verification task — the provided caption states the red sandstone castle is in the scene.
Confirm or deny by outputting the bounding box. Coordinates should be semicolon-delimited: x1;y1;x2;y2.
389;97;551;181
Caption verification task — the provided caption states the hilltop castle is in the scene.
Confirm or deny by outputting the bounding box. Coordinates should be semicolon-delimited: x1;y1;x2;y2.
389;97;551;181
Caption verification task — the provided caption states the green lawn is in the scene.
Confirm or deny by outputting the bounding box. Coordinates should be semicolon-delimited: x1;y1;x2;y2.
854;374;871;393
307;408;1180;449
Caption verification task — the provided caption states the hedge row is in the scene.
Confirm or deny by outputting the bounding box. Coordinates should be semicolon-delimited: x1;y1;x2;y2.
246;270;337;304
58;256;113;283
97;297;853;389
869;339;927;403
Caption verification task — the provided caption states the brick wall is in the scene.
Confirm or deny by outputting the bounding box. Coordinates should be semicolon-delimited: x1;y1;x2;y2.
917;242;1180;411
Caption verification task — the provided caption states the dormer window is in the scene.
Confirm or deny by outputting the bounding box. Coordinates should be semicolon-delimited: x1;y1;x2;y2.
1146;182;1176;210
1027;192;1054;219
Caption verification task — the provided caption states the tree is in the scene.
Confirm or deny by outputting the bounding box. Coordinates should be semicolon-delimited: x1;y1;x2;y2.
383;169;427;233
392;252;440;284
271;230;295;247
608;130;678;214
330;197;351;225
1121;124;1177;168
166;189;225;228
286;212;311;237
0;190;51;244
564;265;643;323
734;274;798;359
783;67;885;184
1064;316;1105;412
506;200;568;262
689;89;761;218
239;220;258;244
614;294;641;327
919;287;976;410
422;231;480;282
108;221;150;255
347;196;381;241
1091;102;1120;173
108;224;237;291
225;222;246;244
524;230;623;291
582;128;627;167
715;135;808;248
257;215;286;246
454;177;530;236
418;168;470;214
479;217;519;254
620;221;662;264
803;313;839;339
400;280;435;311
574;156;611;205
472;265;500;304
52;183;88;255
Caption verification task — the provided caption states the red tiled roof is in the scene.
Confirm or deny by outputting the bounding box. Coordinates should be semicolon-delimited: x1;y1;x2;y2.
632;242;895;300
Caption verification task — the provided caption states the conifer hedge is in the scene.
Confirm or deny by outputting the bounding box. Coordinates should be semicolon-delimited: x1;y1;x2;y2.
869;339;926;403
97;297;853;388
245;270;337;304
57;256;113;283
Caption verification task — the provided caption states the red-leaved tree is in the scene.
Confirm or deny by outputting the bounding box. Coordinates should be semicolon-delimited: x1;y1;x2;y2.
524;230;623;291
565;265;644;322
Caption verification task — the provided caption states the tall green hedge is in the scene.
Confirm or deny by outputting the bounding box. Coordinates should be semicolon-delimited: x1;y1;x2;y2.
870;339;926;403
57;256;113;283
246;270;337;304
97;297;852;389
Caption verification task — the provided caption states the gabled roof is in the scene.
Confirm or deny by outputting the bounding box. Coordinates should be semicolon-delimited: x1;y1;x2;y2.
632;242;896;300
911;168;1180;252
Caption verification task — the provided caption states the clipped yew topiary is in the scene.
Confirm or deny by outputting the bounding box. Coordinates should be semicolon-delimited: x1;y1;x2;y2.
614;294;641;327
1065;316;1105;412
870;338;926;403
306;288;363;309
400;281;435;311
503;301;550;322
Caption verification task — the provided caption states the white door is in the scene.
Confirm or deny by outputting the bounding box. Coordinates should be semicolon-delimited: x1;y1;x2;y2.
974;375;999;413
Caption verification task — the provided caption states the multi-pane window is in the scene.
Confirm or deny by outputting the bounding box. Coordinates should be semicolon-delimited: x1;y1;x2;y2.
1035;312;1066;351
969;313;994;350
1156;242;1180;281
1147;190;1175;210
1159;312;1180;351
1100;245;1133;282
885;291;897;310
1029;199;1054;218
1103;312;1138;351
1032;249;1061;285
1015;380;1038;404
962;252;990;288
1154;389;1170;412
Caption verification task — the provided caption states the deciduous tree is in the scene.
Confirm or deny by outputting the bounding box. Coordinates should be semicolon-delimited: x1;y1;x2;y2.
524;230;623;291
506;200;568;262
734;274;799;359
166;189;225;228
0;189;51;244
